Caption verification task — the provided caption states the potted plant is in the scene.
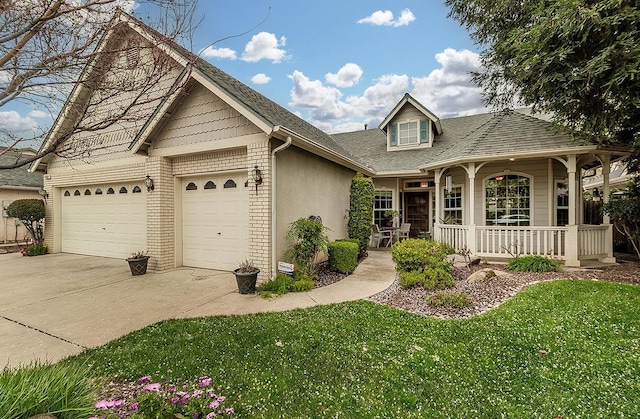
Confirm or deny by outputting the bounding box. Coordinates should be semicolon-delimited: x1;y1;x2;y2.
383;209;399;227
233;259;260;294
127;251;150;276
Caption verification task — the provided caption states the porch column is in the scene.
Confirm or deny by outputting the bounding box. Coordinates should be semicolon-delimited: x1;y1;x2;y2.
602;155;611;224
467;163;477;254
566;155;580;266
434;168;442;241
568;155;577;225
600;155;615;262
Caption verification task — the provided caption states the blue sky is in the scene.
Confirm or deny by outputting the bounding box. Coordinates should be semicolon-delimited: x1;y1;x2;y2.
1;1;487;146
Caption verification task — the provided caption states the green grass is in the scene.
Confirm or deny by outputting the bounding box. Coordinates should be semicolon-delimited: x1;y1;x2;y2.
63;280;640;418
0;361;98;419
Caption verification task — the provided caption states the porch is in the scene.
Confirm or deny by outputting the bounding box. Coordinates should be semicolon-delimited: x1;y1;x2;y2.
435;223;614;267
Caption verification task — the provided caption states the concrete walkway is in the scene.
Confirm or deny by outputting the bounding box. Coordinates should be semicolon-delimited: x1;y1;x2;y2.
0;250;395;369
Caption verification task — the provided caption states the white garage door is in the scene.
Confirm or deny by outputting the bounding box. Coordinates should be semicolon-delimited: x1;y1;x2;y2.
182;173;249;271
61;183;146;259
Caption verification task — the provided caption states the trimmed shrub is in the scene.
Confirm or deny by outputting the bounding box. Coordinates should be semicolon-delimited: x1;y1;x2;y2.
391;239;450;272
327;240;358;274
6;199;45;245
399;270;426;289
507;255;561;272
347;173;375;256
293;279;315;292
423;265;455;290
427;292;473;308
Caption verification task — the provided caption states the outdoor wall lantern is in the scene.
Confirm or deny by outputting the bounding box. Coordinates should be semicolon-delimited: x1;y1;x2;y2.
39;189;49;205
252;165;263;193
144;175;155;192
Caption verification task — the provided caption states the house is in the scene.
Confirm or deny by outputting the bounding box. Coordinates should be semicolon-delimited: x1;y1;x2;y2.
31;12;630;277
1;148;44;244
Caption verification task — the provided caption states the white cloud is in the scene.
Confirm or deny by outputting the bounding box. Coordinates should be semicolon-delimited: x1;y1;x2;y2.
0;111;39;132
325;63;363;88
287;49;488;133
242;32;288;63
28;110;49;119
411;48;486;117
251;73;271;84
200;46;237;60
357;9;415;27
395;9;416;26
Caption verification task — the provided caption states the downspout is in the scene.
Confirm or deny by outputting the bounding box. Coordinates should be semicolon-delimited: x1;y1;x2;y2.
271;132;292;277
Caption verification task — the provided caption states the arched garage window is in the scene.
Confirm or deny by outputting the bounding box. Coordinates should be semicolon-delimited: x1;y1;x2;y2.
485;174;530;226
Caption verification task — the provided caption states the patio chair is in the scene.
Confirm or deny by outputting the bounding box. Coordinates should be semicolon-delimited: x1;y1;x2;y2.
397;223;411;241
371;224;393;248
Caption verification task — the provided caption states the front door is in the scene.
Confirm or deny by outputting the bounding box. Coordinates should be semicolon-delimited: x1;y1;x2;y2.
404;192;429;237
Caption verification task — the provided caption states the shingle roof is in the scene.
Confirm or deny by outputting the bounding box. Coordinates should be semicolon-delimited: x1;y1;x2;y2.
0;149;44;188
164;39;367;169
332;110;595;174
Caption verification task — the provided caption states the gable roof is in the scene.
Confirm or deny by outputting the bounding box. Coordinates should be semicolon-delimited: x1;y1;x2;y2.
333;110;604;175
378;93;443;135
31;11;371;174
0;149;44;189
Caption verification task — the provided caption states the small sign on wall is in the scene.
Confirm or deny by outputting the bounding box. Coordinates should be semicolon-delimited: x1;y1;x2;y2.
277;261;294;276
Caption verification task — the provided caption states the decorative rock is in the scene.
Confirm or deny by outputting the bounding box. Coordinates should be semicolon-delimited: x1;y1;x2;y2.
447;254;482;269
28;415;57;419
467;268;508;283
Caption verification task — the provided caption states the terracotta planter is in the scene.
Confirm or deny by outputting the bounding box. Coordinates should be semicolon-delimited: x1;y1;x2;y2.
127;256;150;276
233;268;259;294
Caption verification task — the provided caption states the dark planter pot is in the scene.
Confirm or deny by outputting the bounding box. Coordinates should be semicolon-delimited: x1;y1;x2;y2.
233;268;259;294
127;256;150;276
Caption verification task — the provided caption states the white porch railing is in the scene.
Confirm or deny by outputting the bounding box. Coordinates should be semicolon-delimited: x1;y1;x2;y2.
475;226;567;258
435;223;613;265
436;224;469;250
578;225;609;259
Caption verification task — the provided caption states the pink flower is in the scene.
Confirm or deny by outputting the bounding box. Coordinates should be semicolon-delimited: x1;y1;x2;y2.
209;401;220;409
94;400;114;409
167;385;176;393
206;413;217;419
217;396;226;403
129;402;139;410
113;399;125;407
143;382;161;391
192;389;204;398
171;397;180;404
199;376;212;387
138;375;151;383
181;394;191;404
225;408;234;415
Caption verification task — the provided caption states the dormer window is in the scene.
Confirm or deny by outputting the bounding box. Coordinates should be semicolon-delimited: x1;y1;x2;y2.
389;120;430;149
399;121;418;145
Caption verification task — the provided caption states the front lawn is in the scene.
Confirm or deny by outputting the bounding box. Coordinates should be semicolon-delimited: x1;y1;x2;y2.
66;280;640;417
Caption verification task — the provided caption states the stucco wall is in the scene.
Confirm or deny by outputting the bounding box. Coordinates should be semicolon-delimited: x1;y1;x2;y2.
275;146;355;263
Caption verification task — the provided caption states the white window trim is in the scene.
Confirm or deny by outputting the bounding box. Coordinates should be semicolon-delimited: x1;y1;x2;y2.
482;172;534;226
555;179;569;226
442;184;463;224
373;188;396;226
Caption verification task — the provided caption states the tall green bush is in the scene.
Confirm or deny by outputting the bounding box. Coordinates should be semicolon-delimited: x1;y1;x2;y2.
603;179;640;258
284;217;329;279
347;173;374;256
6;199;45;244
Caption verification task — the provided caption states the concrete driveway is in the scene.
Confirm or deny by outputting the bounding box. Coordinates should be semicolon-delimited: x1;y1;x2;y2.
0;251;395;369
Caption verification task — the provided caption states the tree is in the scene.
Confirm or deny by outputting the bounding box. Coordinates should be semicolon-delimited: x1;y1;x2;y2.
603;178;640;258
0;0;197;169
445;0;640;147
6;199;45;245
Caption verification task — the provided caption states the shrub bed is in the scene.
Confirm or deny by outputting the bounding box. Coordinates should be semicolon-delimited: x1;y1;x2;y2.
391;239;451;272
